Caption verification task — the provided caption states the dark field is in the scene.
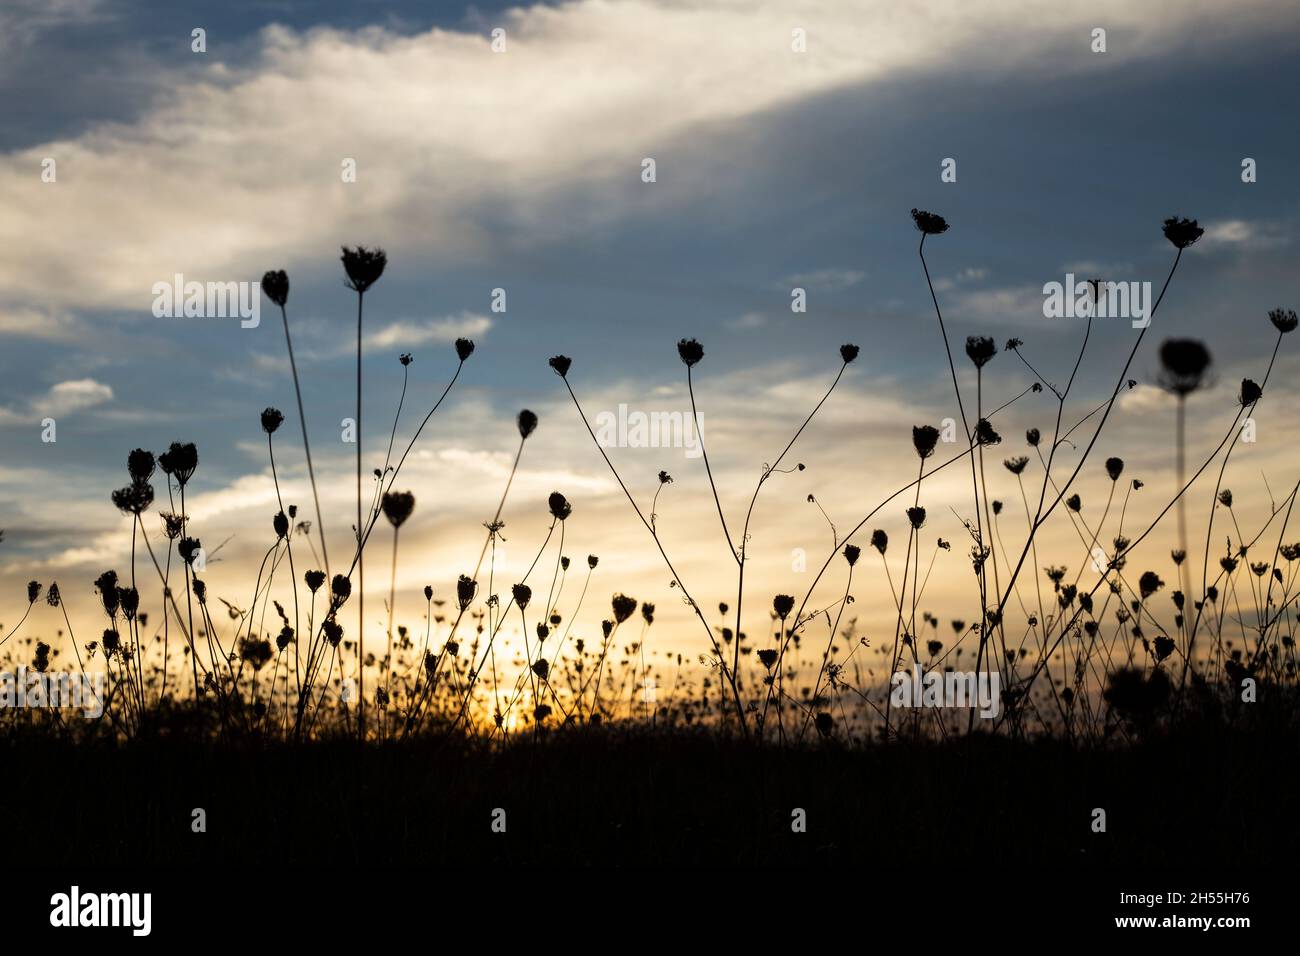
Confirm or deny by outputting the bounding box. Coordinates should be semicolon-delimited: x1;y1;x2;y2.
7;722;1295;868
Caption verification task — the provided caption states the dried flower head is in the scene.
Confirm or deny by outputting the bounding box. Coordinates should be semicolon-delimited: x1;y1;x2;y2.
612;593;638;624
261;270;289;307
676;338;704;368
548;355;571;377
127;448;156;484
1239;378;1262;406
772;594;795;619
912;425;940;460
1162;216;1204;250
340;246;387;293
965;335;997;368
517;409;538;439
910;208;949;235
1105;457;1125;481
1158;338;1212;396
456;574;477;610
843;544;861;567
1004;456;1029;475
511;583;532;609
304;569;326;593
871;529;888;554
548;491;572;521
1268;308;1298;334
839;343;860;364
455;338;475;361
381;491;416;528
158;441;198;487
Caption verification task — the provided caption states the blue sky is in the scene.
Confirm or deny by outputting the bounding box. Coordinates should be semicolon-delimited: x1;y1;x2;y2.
2;0;1299;654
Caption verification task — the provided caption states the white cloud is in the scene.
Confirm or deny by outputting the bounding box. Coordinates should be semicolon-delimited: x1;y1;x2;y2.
366;312;492;349
0;377;113;425
1;0;1287;320
783;269;864;293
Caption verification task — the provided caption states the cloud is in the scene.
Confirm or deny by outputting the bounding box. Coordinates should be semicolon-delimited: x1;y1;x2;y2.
728;312;766;330
365;312;492;349
1;0;1288;320
0;378;113;425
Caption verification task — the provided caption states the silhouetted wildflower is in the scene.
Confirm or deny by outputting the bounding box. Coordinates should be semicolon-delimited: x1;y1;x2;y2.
548;491;572;521
1067;494;1082;512
910;208;949;235
912;425;940;459
261;407;284;434
102;628;120;654
1240;378;1262;405
677;338;704;367
1268;308;1298;334
1158;339;1212;396
965;335;997;368
112;483;154;516
642;602;655;625
305;569;326;593
612;593;637;624
455;338;475;361
127;448;155;484
548;355;571;377
1026;427;1040;446
1004;456;1029;475
871;529;888;554
840;343;860;364
511;583;532;609
517;409;538;439
178;537;201;566
261;270;289;307
773;594;795;619
907;506;926;529
1139;571;1165;600
757;649;778;670
46;582;61;607
273;511;290;539
1152;635;1175;663
531;659;549;680
331;574;352;606
1105;457;1124;481
1162;216;1203;250
26;580;40;604
381;491;415;528
588;554;598;569
1218;489;1233;507
158;442;198;487
843;544;861;566
456;575;477;610
399;352;413;366
340;246;387;293
974;419;1001;445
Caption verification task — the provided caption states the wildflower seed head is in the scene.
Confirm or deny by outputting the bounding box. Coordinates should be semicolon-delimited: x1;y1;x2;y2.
1162;216;1204;250
261;407;284;434
331;573;352;605
1105;456;1125;481
907;506;927;530
910;208;949;235
548;491;572;521
912;425;940;460
1158;338;1212;396
112;482;154;516
178;537;202;566
304;569;326;593
974;419;1001;445
26;580;41;604
160;512;185;539
1026;427;1041;447
676;338;704;368
46;582;61;607
127;448;156;484
839;343;860;364
612;593;637;624
1268;308;1298;334
340;245;387;293
511;583;532;609
158;441;198;486
1066;494;1082;512
843;544;861;567
273;510;289;539
512;408;540;441
871;529;888;554
772;594;795;619
1139;570;1165;600
548;354;572;377
381;490;415;528
1004;456;1029;475
1218;489;1233;508
642;602;655;625
457;574;477;610
455;338;475;361
757;649;778;670
399;352;413;366
964;335;997;369
324;616;344;647
1240;378;1263;406
587;554;598;569
260;270;289;307
424;585;433;600
102;628;120;654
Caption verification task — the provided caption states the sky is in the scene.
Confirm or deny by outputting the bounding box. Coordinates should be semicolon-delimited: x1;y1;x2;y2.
2;0;1299;671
